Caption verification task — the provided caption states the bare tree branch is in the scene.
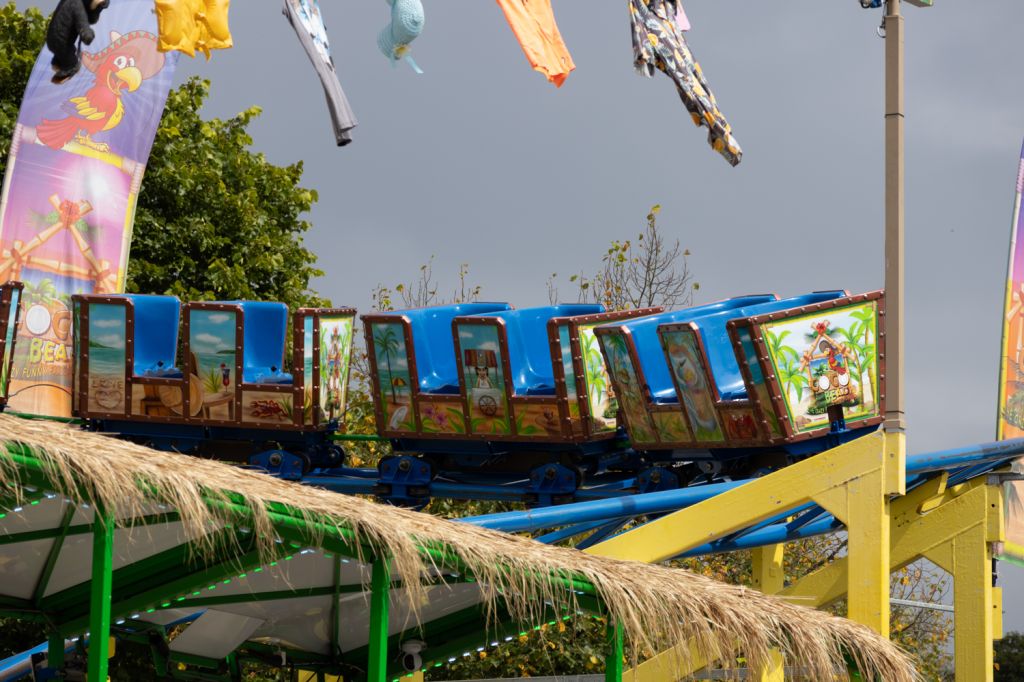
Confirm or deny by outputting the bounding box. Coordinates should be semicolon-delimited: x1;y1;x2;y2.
569;205;698;310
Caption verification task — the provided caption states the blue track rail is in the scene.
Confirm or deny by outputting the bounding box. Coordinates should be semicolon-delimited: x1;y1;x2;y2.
458;437;1024;550
293;436;1024;509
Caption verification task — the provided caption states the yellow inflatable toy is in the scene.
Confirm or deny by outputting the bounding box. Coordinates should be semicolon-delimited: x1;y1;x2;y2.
155;0;232;59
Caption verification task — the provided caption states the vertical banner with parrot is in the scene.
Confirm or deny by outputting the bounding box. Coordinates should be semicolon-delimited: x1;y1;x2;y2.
997;138;1024;565
0;0;177;417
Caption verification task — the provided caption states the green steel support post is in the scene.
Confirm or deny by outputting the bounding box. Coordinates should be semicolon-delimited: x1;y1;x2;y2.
47;632;64;672
227;651;243;681
87;507;114;682
605;620;623;682
33;504;76;606
331;554;342;661
367;559;390;682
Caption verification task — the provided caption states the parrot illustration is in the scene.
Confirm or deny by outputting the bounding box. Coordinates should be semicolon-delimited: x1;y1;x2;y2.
36;30;165;153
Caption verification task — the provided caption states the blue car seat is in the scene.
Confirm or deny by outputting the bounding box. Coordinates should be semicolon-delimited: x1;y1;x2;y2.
237;301;292;384
471;305;603;396
607;295;775;404
688;291;846;401
122;294;182;378
381;303;512;394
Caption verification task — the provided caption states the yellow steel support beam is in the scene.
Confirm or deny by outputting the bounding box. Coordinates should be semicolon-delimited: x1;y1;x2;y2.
588;429;903;636
919;482;1002;682
622;458;1003;681
628;641;706;682
777;472;951;608
751;544;785;682
626;543;789;682
813;432;903;633
995;585;1004;642
296;672;342;682
777;476;1003;682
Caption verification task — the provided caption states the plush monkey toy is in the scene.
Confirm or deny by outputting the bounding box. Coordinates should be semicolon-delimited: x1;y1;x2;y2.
46;0;111;84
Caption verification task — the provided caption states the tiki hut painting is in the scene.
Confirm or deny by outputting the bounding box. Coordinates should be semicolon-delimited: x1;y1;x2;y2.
799;320;857;406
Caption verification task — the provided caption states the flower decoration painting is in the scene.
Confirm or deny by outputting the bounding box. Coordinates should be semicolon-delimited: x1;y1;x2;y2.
0;0;178;416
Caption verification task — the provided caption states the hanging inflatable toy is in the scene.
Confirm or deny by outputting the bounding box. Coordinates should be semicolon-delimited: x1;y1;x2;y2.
154;0;232;59
46;0;111;84
378;0;425;74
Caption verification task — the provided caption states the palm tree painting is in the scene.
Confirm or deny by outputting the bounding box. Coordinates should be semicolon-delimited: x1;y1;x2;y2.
21;279;58;307
373;324;403;405
580;325;616;430
765;329;807;404
777;354;808;404
848;306;879;409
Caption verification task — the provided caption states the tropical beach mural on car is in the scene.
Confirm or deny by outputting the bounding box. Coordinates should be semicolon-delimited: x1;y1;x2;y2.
760;301;880;434
371;322;414;432
457;323;511;436
579;323;617;433
85;302;126;414
558;325;578;417
189;309;237;422
734;326;783;437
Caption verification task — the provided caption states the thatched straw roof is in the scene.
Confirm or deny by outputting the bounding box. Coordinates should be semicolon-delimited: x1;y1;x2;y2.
0;414;915;680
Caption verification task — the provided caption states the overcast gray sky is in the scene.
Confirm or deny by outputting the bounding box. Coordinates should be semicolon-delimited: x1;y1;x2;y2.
21;0;1024;635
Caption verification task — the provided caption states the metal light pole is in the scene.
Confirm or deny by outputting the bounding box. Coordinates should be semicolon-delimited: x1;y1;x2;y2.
884;0;906;434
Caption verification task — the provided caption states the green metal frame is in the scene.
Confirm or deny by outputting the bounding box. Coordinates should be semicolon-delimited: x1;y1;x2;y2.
32;504;77;606
0;511;180;548
368;560;390;682
0;441;623;680
606;621;623;682
88;506;114;681
331;554;342;661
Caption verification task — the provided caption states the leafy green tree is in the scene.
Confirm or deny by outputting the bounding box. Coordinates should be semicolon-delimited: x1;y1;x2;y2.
128;78;325;310
0;3;45;179
997;632;1024;681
